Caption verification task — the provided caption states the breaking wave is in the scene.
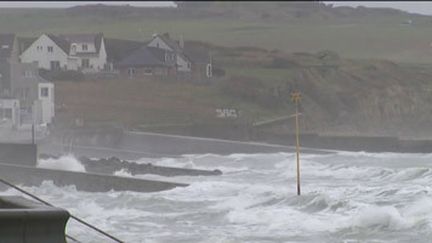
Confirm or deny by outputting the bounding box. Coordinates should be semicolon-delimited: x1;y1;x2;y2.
37;154;86;172
5;151;432;242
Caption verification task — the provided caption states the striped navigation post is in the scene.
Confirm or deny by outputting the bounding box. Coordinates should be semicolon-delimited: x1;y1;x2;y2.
291;91;302;196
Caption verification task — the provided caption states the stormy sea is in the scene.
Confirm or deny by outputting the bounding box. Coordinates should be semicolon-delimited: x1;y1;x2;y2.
3;151;432;243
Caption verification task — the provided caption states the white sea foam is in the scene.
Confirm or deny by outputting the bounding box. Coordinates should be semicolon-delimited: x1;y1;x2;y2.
37;154;86;172
3;151;432;242
113;168;133;177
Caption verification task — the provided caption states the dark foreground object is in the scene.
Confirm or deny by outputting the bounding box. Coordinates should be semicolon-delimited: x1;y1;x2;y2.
0;196;69;243
0;163;188;193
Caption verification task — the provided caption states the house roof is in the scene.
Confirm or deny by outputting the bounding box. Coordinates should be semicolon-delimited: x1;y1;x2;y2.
46;34;71;54
155;33;182;52
183;42;210;64
117;46;174;68
104;38;147;62
19;33;104;56
0;34;15;59
59;33;104;54
17;37;37;55
151;33;197;63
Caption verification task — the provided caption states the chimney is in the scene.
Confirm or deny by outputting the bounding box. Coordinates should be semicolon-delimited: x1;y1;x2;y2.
179;34;184;49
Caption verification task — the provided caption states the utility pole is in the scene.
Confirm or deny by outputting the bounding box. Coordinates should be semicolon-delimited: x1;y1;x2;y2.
290;91;302;196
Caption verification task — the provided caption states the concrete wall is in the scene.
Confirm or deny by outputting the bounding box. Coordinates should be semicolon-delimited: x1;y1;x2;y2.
0;143;37;167
0;163;187;193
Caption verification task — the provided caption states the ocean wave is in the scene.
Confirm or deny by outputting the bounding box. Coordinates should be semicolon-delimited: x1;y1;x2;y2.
37;154;86;172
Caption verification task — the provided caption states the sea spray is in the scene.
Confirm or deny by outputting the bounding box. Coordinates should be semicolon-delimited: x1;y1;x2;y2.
37;154;86;172
5;151;432;242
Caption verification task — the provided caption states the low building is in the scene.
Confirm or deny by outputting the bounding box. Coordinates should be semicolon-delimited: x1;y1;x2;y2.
116;46;176;79
147;33;192;73
183;42;213;81
147;33;212;81
104;37;147;72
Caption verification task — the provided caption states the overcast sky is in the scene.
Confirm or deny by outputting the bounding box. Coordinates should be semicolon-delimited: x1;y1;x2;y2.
1;2;432;16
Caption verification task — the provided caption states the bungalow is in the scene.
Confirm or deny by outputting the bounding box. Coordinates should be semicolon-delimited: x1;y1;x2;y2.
147;33;212;80
19;33;107;73
104;38;147;72
148;33;191;72
183;42;213;80
116;46;176;79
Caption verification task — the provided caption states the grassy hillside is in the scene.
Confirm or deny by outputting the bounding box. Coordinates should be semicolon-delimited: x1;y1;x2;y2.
2;3;432;63
53;42;432;138
4;2;432;138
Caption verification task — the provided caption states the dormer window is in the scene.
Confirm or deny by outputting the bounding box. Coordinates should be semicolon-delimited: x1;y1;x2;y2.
47;46;53;53
71;44;77;53
82;44;88;51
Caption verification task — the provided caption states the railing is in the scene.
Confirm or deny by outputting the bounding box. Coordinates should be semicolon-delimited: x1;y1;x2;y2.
0;178;125;243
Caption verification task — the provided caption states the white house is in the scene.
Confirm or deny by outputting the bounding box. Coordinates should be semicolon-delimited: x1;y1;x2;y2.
147;33;192;72
61;33;107;73
19;34;69;71
19;33;107;73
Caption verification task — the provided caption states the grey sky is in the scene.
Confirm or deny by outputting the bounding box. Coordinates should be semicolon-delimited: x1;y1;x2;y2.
0;1;432;16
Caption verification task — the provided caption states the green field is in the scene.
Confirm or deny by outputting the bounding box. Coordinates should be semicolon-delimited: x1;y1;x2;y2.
2;7;432;64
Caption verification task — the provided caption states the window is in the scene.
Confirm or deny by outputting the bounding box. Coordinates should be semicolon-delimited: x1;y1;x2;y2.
37;46;43;51
187;62;191;69
50;61;60;70
82;44;88;51
128;68;135;78
47;46;53;53
40;87;49;98
71;44;77;53
81;59;90;68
